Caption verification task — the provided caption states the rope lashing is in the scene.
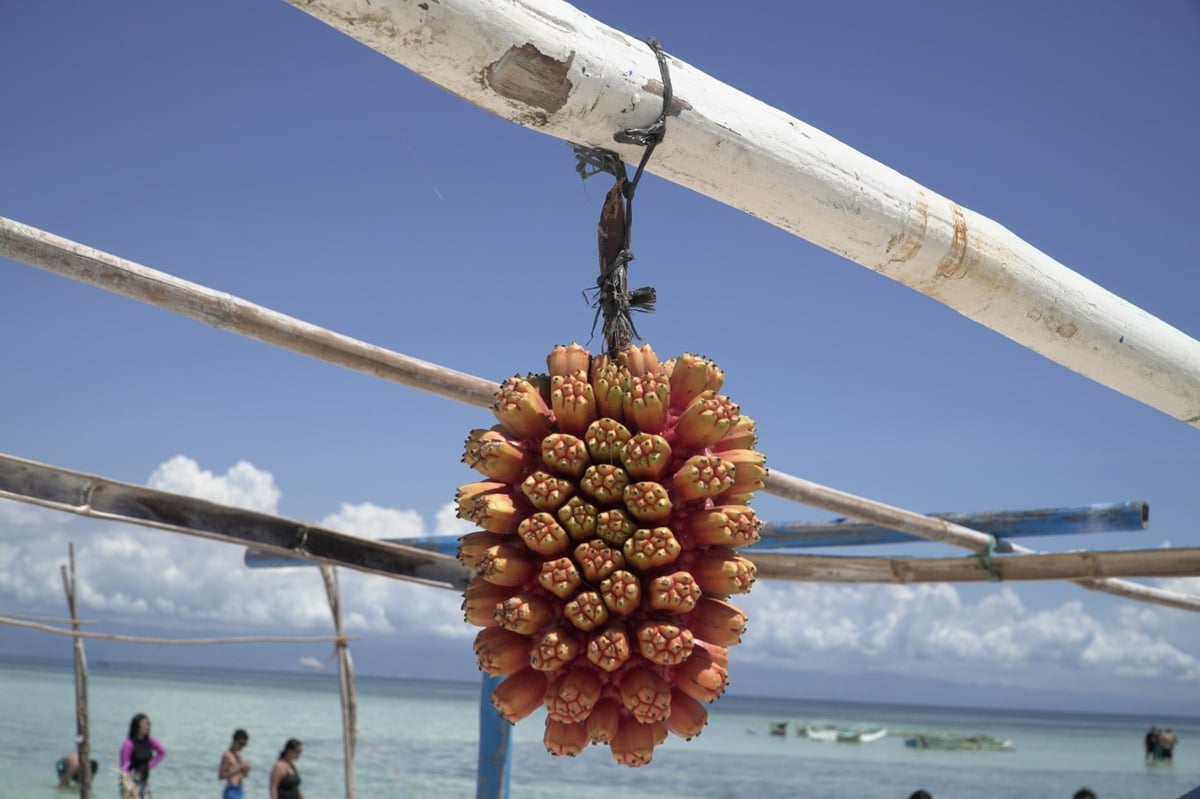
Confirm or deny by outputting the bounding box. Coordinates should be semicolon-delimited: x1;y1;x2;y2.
973;534;1006;582
574;37;672;356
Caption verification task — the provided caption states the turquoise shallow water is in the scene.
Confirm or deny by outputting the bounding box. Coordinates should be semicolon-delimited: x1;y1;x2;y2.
2;659;1197;799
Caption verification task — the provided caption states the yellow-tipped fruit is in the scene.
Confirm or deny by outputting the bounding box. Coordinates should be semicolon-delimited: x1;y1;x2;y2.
540;433;590;479
667;456;736;501
530;628;582;672
462;427;533;483
668;352;725;410
719;449;768;496
492;667;547;723
461;491;522;534
711;414;758;451
543;720;590;757
537;557;582;599
671;648;729;703
599;569;642;616
685;549;757;595
547;343;592;378
619;666;672;724
462;579;510;627
517;512;571;557
673;391;741;449
495;594;553;635
556;496;598;541
564;591;610;632
477;543;539;587
623;526;682;571
580;464;631;505
688;597;748;646
594;507;636;548
588;355;626;423
622;481;672;522
492;376;554;441
586;697;622;744
682;505;762;548
521;470;575;511
573;540;625;583
636;621;695;666
646;571;703;614
664;688;708;739
622;370;669;434
474;627;533;676
544;666;604;722
610;715;657;767
619;433;672;481
457;531;507;568
586;626;632;673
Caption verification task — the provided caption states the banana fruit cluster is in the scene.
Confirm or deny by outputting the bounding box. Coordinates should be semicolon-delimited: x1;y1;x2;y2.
457;343;765;766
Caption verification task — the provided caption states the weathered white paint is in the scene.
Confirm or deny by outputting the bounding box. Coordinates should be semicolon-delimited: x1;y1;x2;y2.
283;0;1200;427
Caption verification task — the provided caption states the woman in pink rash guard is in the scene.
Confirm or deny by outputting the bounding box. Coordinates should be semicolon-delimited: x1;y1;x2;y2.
119;713;166;798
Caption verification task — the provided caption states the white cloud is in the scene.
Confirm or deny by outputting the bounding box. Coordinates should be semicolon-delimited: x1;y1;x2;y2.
738;581;1200;684
322;502;424;539
147;455;280;513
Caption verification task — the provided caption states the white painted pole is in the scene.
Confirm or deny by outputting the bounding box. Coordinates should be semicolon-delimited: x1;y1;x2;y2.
282;0;1200;427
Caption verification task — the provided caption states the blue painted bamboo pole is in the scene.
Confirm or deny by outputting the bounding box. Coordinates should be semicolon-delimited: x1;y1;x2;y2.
476;673;511;799
758;501;1148;549
242;501;1148;568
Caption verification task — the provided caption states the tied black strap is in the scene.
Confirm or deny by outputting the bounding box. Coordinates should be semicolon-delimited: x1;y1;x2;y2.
574;37;672;356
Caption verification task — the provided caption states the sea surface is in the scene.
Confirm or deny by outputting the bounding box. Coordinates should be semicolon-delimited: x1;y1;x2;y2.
1;658;1197;799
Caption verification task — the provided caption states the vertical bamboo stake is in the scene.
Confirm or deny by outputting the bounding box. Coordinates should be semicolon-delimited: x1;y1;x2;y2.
60;543;92;799
320;565;357;799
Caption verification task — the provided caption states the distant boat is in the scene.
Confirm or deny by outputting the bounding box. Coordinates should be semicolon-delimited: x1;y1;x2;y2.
797;723;886;743
769;721;788;737
837;726;888;744
798;724;839;742
904;733;1014;752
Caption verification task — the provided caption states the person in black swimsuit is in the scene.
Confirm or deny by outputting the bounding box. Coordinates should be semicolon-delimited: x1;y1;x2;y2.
269;739;304;799
119;714;166;798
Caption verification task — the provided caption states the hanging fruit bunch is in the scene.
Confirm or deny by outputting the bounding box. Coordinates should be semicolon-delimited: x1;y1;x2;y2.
455;42;762;765
456;342;765;766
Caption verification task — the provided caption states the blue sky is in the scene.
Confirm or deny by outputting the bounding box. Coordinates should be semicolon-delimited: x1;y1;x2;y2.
2;1;1199;713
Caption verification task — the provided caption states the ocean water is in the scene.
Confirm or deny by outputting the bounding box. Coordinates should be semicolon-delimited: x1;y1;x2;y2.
1;659;1197;799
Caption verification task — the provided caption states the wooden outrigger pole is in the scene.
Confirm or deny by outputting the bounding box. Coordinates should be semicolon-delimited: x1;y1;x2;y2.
61;544;92;799
278;0;1200;428
320;566;358;799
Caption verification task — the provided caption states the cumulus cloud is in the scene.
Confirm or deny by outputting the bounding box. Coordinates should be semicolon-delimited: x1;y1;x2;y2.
148;455;281;513
738;581;1200;685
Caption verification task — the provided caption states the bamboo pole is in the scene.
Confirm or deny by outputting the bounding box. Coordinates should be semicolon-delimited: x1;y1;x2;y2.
757;502;1149;549
0;217;496;409
276;0;1200;428
0;615;359;645
761;471;1200;612
750;547;1200;585
320;566;357;799
0;452;470;590
0;612;99;624
60;544;91;799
